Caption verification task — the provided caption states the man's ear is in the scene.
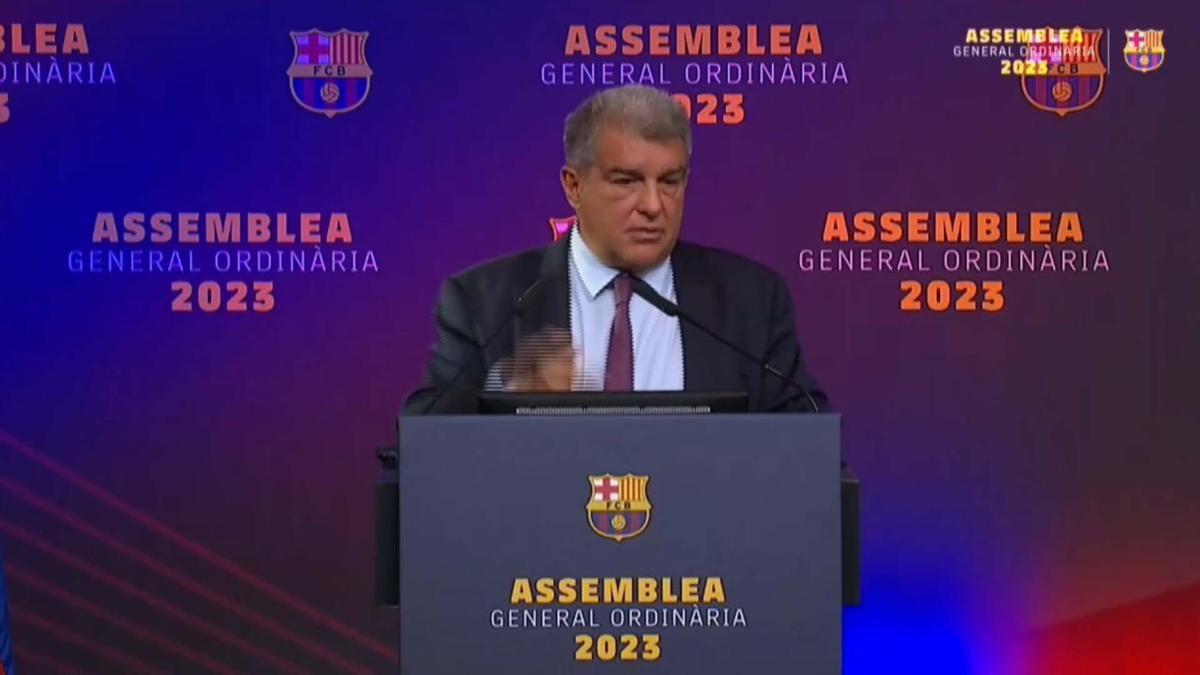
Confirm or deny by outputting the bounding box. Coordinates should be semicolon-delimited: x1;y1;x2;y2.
560;165;582;209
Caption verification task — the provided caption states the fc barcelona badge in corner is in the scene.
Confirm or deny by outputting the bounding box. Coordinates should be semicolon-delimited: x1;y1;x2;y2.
288;29;373;118
1124;29;1165;73
587;474;651;542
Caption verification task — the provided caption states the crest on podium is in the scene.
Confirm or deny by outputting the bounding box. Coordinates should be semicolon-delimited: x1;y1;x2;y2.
586;474;651;542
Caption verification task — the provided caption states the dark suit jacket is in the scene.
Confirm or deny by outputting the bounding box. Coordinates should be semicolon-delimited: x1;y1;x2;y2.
403;236;827;414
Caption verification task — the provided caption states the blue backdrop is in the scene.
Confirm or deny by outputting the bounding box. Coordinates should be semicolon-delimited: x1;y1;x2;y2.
0;1;1196;673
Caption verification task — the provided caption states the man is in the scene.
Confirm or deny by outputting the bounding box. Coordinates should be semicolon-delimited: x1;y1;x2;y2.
1;548;12;675
404;85;825;414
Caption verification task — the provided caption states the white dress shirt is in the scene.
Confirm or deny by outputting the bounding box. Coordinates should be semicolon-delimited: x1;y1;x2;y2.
568;226;685;391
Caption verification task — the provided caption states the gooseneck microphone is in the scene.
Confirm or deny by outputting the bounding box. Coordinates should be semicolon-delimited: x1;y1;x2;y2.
419;277;547;414
627;275;821;413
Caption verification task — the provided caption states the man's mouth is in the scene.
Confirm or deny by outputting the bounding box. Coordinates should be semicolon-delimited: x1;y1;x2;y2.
627;227;664;243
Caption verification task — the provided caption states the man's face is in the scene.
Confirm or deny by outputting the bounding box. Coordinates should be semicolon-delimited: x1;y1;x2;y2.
561;125;689;273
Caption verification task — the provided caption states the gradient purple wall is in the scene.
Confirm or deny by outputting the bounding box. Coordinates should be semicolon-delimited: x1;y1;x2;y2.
1;0;1196;672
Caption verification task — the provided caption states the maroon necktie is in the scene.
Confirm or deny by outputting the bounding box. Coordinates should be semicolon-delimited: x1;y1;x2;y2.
604;274;634;391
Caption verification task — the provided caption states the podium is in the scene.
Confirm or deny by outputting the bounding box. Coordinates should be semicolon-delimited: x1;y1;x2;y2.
393;413;844;674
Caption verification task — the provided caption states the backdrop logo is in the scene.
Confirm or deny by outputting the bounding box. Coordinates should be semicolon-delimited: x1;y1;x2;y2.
287;29;372;118
587;474;651;543
801;211;1111;315
69;212;380;315
549;216;575;241
542;24;848;128
0;23;116;126
1020;27;1106;117
1123;29;1165;73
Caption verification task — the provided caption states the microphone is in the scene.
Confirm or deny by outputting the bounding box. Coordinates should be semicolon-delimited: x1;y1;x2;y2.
419;277;547;414
628;275;821;413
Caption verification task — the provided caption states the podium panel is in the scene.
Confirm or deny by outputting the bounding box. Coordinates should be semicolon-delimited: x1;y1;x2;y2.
398;414;841;674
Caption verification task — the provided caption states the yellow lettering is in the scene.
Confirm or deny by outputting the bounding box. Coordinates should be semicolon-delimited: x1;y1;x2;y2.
661;577;678;604
681;578;700;603
581;578;600;604
510;578;532;604
638;578;657;603
703;577;726;604
558;578;578;604
604;578;632;604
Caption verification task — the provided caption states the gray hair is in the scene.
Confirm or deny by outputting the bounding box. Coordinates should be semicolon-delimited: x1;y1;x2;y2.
563;85;692;170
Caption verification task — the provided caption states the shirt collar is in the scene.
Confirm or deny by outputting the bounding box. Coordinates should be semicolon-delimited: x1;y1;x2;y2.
569;225;672;300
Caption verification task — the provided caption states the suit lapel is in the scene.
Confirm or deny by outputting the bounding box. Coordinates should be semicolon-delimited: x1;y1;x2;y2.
673;243;728;392
517;236;571;337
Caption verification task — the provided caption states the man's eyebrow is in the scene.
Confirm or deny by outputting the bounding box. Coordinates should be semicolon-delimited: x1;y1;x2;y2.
604;168;643;178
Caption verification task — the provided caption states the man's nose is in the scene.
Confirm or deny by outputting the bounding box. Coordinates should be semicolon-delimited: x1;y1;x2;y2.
636;181;664;219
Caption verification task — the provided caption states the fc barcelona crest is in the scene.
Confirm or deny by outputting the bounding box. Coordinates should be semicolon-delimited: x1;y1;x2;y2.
288;29;373;118
587;474;651;542
1123;29;1165;73
1021;28;1107;117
